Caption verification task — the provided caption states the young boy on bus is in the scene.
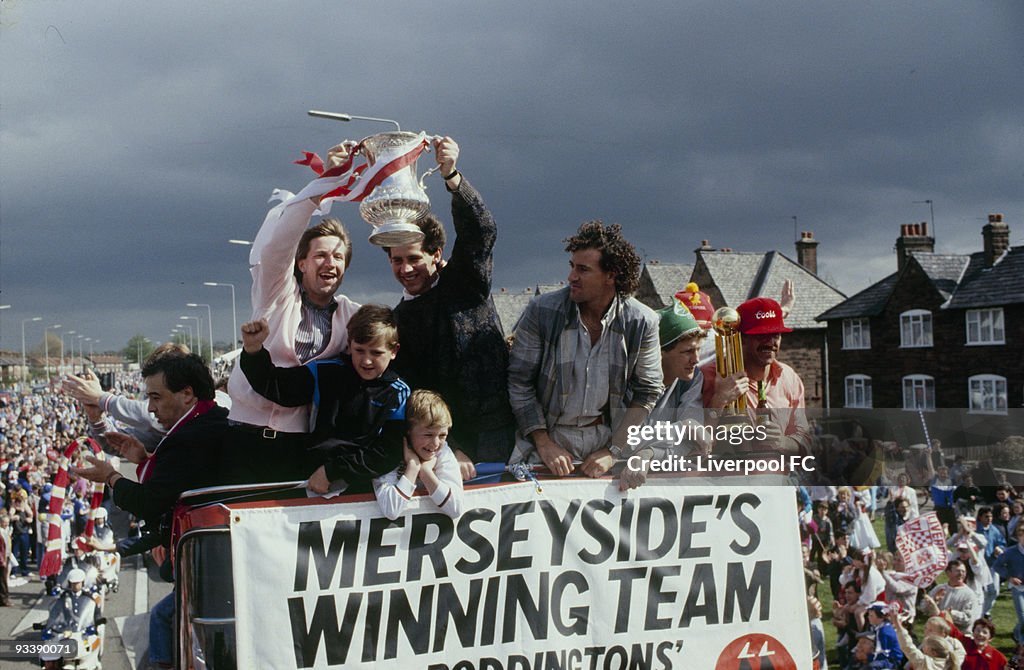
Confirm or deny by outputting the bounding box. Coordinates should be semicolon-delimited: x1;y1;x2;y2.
373;390;464;520
239;304;409;493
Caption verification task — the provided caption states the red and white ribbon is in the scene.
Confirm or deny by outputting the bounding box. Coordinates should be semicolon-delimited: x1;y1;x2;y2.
40;437;105;577
282;132;434;213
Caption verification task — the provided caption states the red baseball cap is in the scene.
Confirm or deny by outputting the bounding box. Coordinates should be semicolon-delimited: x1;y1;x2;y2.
737;297;792;335
673;282;715;330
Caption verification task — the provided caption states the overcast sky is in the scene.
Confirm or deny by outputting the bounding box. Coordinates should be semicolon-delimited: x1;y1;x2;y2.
1;1;1021;355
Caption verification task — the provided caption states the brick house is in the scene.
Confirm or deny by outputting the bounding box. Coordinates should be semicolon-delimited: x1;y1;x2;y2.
816;215;1023;420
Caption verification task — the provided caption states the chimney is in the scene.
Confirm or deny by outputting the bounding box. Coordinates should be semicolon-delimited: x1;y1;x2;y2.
694;239;713;254
982;213;1010;267
895;221;935;273
795;230;819;274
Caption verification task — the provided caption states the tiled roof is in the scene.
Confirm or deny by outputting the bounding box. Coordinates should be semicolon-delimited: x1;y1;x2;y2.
537;283;566;295
699;252;766;308
912;253;970;299
88;354;126;364
816;274;898;320
945;246;1024;308
817;248;1019;320
641;263;694;307
492;288;538;336
699;251;846;330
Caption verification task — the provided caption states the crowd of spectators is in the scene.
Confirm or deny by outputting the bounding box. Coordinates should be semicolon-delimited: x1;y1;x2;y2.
800;451;1024;669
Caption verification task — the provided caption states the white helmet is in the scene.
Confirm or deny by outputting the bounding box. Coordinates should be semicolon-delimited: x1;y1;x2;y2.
67;568;86;584
94;507;108;520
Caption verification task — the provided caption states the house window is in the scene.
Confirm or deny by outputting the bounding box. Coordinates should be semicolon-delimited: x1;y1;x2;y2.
842;318;871;350
965;308;1005;345
845;375;872;408
968;375;1008;414
902;375;935;411
900;310;933;348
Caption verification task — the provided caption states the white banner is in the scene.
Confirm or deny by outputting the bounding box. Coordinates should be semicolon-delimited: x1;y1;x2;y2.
230;479;810;669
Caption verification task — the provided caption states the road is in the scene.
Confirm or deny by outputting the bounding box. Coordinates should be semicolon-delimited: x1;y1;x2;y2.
0;502;172;670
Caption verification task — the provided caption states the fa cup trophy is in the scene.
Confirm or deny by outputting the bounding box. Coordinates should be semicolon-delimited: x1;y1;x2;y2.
304;111;442;247
356;131;441;247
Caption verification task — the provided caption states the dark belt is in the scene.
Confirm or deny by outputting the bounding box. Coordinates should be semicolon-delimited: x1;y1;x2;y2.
229;421;305;440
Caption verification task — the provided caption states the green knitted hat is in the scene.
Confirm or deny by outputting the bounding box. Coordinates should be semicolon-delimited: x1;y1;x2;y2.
658;300;702;348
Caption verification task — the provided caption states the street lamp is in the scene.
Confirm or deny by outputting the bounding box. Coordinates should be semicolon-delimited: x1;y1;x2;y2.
187;303;215;363
137;337;151;366
76;335;85;371
180;316;201;355
21;316;42;382
307;110;402;131
204;282;238;351
44;324;61;383
60;330;76;375
228;239;252;247
177;323;194;351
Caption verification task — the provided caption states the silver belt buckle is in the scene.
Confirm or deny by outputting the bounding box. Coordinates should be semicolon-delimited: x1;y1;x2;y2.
262;428;278;440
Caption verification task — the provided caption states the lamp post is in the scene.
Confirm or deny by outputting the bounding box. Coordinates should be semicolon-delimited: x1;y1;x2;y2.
307;110;402;131
76;335;85;371
204;282;238;351
45;324;61;383
178;323;194;351
187;303;215;364
180;316;201;356
60;330;76;376
21;316;42;382
137;337;151;366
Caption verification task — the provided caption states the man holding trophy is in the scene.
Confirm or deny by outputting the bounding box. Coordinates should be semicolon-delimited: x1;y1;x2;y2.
379;136;516;478
700;296;811;455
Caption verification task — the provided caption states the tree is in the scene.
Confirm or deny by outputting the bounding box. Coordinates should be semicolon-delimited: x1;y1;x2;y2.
31;332;64;359
122;335;155;365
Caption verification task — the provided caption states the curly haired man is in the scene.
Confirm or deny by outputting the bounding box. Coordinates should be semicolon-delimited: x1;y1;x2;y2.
507;221;663;478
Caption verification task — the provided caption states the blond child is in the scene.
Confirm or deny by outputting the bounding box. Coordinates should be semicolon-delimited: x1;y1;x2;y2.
373;390;464;520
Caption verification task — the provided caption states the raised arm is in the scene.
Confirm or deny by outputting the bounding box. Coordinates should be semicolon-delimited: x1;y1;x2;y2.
435;138;498;303
238;319;316;406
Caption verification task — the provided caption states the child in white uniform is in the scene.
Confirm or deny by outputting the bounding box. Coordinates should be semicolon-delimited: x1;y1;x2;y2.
374;390;464;520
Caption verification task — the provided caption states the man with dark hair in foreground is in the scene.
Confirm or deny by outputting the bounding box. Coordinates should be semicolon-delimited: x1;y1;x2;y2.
74;352;228;669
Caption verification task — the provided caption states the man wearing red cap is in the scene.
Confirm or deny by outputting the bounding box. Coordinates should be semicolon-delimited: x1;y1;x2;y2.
700;296;811;454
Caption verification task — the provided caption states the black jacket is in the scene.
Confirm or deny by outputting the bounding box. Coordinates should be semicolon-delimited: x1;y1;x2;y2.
392;178;514;458
240;350;408;482
111;406;228;542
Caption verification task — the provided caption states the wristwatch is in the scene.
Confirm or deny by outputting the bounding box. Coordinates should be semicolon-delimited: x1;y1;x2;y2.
608;444;624;458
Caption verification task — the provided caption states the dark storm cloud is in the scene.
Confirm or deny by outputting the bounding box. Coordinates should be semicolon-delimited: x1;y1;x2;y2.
1;1;1021;351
